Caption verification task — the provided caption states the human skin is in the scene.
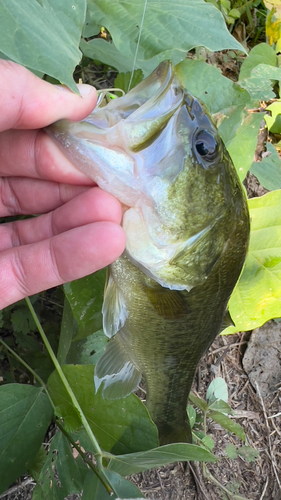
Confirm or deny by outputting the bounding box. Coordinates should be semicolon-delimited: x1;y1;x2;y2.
0;60;126;310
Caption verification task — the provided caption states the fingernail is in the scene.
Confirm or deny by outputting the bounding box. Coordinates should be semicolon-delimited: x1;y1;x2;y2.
54;84;72;93
77;84;95;98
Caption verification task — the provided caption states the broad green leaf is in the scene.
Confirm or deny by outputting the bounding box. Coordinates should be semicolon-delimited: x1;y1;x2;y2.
250;142;281;190
0;0;86;92
225;443;237;459
176;59;250;115
82;470;144;500
57;297;78;364
66;329;108;366
228;190;281;332
208;400;233;415
236;445;259;462
108;443;216;476
27;445;47;482
64;269;106;340
206;377;228;405
264;101;281;132
239;64;281;101
114;70;144;93
80;39;136;74
225;443;258;462
0;384;53;493
188;392;208;412
201;435;215;451
32;432;88;500
186;405;197;429
86;0;245;75
208;411;246;441
224;111;264;181
239;43;277;80
48;365;158;454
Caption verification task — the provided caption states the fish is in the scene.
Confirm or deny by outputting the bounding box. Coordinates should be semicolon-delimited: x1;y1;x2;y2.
47;61;250;445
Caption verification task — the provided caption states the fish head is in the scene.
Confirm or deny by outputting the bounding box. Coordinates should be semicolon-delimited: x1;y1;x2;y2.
47;61;249;291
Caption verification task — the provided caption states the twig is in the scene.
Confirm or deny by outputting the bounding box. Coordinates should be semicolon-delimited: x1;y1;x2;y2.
260;476;269;500
0;478;35;499
255;382;281;492
189;463;210;499
203;464;250;500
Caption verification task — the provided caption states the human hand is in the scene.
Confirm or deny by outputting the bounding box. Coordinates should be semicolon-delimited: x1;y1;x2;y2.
0;60;126;310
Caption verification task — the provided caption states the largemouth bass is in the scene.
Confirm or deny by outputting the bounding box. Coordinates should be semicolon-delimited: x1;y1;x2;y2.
48;61;249;445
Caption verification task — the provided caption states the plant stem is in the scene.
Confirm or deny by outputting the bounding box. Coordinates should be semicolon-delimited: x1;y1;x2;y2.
57;422;112;494
203;464;249;500
25;298;107;482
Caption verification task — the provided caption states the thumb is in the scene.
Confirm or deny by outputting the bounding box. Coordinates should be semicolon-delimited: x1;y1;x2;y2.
0;60;97;132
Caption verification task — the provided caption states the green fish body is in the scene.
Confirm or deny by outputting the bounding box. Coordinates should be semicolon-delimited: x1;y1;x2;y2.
48;62;249;444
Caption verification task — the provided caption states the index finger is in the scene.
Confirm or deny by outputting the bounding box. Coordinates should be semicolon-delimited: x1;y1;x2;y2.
0;60;97;132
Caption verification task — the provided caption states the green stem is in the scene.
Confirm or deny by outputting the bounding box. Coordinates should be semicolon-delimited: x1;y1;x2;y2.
203;464;249;500
25;299;104;465
57;422;112;494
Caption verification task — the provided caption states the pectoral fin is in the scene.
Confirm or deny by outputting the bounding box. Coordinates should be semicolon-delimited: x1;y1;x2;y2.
94;334;141;399
102;271;128;338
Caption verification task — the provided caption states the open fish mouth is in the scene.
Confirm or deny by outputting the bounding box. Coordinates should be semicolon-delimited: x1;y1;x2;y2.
48;60;236;291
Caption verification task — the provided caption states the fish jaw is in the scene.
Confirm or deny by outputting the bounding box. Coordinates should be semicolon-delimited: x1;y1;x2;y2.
46;60;183;206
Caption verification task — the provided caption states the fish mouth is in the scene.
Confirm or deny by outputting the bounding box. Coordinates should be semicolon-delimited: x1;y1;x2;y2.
46;61;186;206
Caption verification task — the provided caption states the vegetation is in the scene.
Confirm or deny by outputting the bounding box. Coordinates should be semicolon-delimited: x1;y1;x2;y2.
0;0;281;498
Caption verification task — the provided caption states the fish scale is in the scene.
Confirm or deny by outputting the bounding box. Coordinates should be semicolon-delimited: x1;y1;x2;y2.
47;61;249;444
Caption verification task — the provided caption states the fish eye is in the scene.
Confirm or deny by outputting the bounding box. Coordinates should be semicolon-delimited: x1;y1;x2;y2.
194;131;218;162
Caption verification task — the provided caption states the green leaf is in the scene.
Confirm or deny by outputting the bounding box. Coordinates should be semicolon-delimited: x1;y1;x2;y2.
27;445;47;482
201;435;215;451
189;392;208;412
225;443;237;459
250;142;281;191
66;329;108;366
264;101;281;132
85;0;245;75
80;38;136;74
225;443;258;462
228;190;281;332
208;400;232;414
82;470;144;500
114;70;144;93
64;269;106;341
186;405;197;429
206;377;228;405
239;43;277;80
208;411;245;441
239;64;281;101
48;365;158;454
0;0;86;92
32;431;88;500
108;443;216;476
223;111;264;182
0;384;53;494
11;306;36;334
176;59;250;115
57;297;78;364
237;445;259;462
